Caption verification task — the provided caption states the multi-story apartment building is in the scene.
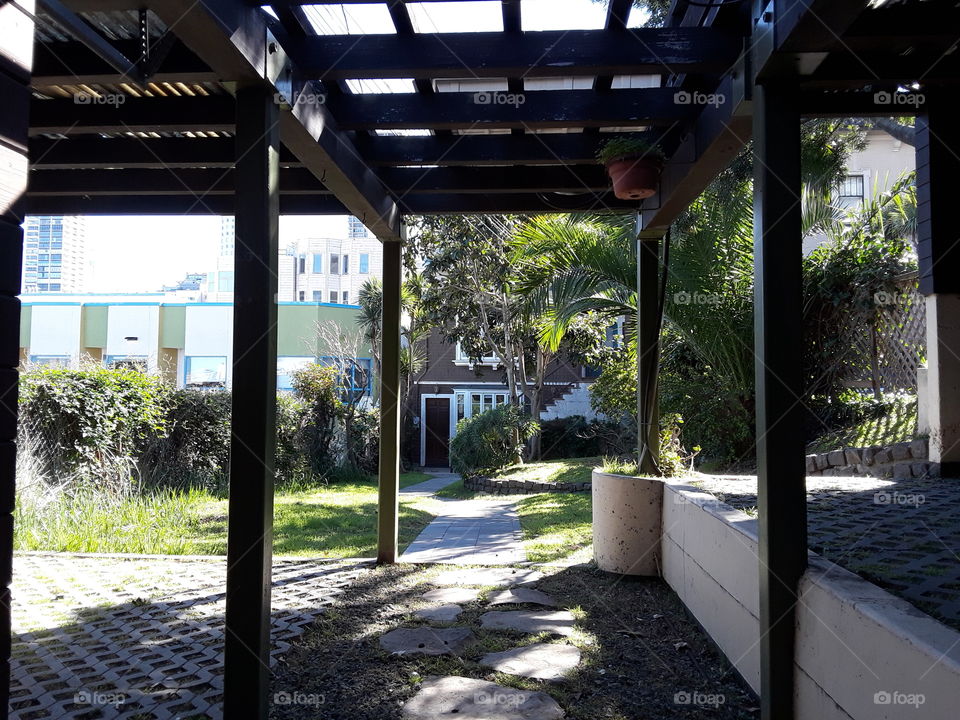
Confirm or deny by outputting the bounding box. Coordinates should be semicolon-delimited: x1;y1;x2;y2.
205;215;382;303
278;234;382;304
21;215;87;293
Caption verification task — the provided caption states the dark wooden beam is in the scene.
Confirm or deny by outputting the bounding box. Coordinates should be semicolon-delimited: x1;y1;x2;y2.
27;164;608;194
377;238;402;563
29;95;235;135
145;0;402;241
225;85;279;720
797;88;926;118
287;27;739;79
32;39;217;86
329;88;697;130
29;136;301;169
355;133;634;167
753;81;806;720
27;191;637;214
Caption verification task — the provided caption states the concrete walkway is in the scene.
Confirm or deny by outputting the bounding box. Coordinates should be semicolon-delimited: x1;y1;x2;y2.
400;471;461;496
400;473;526;565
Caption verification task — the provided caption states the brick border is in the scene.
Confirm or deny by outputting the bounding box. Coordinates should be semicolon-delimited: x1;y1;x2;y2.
805;438;939;479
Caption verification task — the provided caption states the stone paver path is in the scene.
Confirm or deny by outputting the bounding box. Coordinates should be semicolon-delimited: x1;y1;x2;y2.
400;491;526;565
401;471;461;497
693;473;960;630
403;676;564;720
480;643;581;681
9;552;368;719
392;572;575;718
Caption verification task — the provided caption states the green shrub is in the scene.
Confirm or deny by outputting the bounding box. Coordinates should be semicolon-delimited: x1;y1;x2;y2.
291;363;342;475
139;389;232;490
539;416;632;460
449;404;539;478
19;365;169;488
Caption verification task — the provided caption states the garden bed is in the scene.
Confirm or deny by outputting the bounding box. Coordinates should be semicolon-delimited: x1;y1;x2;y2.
270;562;758;719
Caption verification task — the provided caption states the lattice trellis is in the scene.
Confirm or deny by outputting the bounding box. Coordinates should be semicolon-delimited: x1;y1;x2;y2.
844;274;926;392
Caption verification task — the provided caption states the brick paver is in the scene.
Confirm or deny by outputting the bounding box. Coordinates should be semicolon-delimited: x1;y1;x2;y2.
9;553;369;719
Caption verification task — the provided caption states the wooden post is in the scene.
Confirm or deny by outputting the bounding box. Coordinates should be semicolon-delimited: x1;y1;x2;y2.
0;1;35;714
637;222;662;476
224;85;279;719
377;237;403;563
916;90;960;476
753;82;806;720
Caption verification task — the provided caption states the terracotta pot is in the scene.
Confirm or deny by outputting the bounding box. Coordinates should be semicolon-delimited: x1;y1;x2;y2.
604;156;661;200
592;469;663;576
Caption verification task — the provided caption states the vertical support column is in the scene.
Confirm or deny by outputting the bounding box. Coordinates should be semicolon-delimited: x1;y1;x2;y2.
378;237;403;563
224;85;279;719
0;2;35;715
916;92;960;476
636;222;662;476
753;82;805;720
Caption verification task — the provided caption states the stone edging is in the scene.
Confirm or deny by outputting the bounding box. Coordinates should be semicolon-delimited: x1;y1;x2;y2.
463;476;591;494
805;438;938;479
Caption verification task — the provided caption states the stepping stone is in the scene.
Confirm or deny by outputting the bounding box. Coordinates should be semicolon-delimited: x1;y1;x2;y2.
480;610;576;636
487;588;557;607
380;627;474;656
430;568;543;588
480;643;581;681
403;675;564;720
421;587;481;604
414;604;463;623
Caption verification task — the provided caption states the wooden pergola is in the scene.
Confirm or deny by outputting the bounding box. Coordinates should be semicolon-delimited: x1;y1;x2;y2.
1;1;958;718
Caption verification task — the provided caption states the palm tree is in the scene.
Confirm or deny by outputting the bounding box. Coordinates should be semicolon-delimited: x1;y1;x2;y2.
356;277;383;404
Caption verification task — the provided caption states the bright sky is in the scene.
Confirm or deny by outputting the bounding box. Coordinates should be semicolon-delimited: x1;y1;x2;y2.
79;0;651;293
85;215;350;292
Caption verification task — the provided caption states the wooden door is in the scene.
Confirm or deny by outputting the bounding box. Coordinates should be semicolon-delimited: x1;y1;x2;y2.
424;398;451;467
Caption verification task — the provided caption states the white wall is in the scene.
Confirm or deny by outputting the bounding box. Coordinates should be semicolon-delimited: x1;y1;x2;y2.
661;481;960;719
27;305;82;363
539;383;599;421
104;305;160;373
184;305;233;385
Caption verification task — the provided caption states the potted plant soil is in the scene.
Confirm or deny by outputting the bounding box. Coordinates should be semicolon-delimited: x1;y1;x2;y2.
597;136;665;200
592;458;664;576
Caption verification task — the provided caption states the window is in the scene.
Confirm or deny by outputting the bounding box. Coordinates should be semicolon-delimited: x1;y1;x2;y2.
277;356;314;391
185;356;227;387
330;291;338;303
342;254;349;274
318;356;373;398
359;253;369;274
105;355;147;372
29;355;70;367
330;254;340;274
342;291;349;304
299;291;305;301
312;254;323;273
838;174;864;208
461;390;509;420
454;342;499;366
298;256;306;274
313;291;323;301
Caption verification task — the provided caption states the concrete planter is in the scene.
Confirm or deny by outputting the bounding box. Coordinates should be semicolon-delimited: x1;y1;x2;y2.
591;469;664;576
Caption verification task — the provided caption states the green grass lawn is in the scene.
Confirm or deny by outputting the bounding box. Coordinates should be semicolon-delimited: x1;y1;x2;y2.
515;491;593;564
488;456;597;485
807;398;919;453
15;472;438;558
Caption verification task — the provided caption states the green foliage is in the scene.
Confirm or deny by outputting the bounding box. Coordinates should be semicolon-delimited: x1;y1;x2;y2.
139;389;232;490
806;390;918;453
600;456;639;476
539;416;624;460
291;362;342;475
595;136;665;165
19;365;169;487
588;341;637;421
449;404;540;478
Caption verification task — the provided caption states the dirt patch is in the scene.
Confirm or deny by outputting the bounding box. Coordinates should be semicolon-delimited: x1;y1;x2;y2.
269;563;757;719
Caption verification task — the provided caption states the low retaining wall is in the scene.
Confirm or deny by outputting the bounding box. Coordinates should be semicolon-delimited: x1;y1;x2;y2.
805;438;938;479
464;476;590;494
661;480;960;719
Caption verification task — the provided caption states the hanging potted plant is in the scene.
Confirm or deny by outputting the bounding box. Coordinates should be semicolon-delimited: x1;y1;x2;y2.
597;136;665;200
